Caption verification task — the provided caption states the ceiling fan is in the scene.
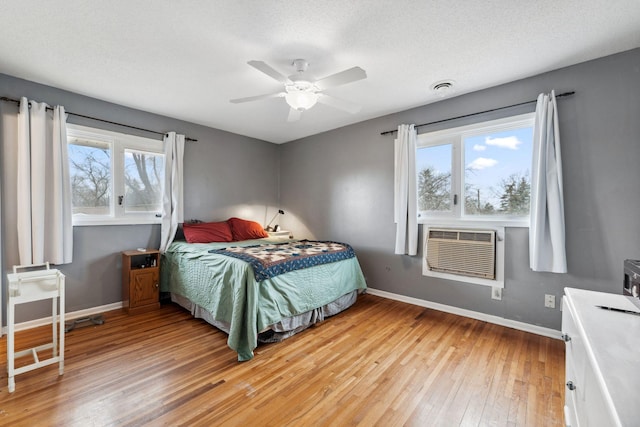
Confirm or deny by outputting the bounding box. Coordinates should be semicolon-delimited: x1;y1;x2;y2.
230;59;367;122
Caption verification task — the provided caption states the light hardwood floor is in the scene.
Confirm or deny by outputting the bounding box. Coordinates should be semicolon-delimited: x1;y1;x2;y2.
0;294;565;426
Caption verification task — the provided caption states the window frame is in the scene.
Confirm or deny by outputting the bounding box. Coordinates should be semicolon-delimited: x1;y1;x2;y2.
67;124;165;226
416;113;535;229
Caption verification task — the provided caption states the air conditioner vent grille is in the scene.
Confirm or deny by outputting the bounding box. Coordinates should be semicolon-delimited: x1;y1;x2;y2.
428;230;458;240
459;231;493;242
426;228;496;279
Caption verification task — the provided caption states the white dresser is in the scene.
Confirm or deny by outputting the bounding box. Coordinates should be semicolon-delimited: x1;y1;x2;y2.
562;287;639;426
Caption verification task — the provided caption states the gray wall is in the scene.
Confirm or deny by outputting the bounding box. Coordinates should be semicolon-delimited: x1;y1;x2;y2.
2;48;639;330
0;74;280;323
279;48;640;330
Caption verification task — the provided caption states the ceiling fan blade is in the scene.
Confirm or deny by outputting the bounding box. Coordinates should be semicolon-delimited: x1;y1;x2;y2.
287;108;302;122
230;92;284;104
248;60;291;84
317;94;362;114
314;66;367;90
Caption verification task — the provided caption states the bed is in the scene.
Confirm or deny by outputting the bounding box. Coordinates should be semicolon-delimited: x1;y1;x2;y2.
160;232;367;361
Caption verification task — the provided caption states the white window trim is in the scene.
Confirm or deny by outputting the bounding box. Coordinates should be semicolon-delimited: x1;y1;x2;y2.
67;124;164;226
416;113;535;228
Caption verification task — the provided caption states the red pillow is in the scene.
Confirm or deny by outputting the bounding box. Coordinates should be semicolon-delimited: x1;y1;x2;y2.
182;221;233;243
227;217;269;241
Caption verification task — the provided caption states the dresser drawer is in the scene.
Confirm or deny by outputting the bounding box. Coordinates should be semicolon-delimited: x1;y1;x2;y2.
562;299;588;396
563;353;579;427
562;299;585;426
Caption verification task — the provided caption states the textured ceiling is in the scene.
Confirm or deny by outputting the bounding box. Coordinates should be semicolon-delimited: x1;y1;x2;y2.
1;1;639;143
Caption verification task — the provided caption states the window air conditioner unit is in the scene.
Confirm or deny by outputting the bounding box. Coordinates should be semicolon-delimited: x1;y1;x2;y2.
425;228;496;280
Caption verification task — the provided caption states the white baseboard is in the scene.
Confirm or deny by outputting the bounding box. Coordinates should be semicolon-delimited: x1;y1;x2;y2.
3;291;560;341
1;301;123;336
366;288;561;340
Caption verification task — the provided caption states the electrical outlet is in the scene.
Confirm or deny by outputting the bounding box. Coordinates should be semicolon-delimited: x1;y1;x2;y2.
491;287;502;300
545;294;556;309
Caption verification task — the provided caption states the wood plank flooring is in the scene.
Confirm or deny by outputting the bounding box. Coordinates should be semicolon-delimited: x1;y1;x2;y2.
0;294;565;426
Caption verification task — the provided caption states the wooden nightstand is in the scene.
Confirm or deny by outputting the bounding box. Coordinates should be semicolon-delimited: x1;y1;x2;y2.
122;249;160;314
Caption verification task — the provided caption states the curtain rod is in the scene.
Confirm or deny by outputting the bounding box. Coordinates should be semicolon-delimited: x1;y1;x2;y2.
380;91;575;136
0;96;198;142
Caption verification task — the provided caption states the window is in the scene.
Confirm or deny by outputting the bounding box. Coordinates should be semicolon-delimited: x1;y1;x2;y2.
67;124;164;225
416;113;535;226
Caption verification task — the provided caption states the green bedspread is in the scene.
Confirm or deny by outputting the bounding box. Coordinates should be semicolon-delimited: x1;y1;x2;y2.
161;238;367;361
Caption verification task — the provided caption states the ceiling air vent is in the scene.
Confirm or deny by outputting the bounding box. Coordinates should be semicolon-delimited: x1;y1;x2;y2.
430;80;455;97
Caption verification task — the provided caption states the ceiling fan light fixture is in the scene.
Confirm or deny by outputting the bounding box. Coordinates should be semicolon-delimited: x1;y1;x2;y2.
285;89;319;111
230;59;366;118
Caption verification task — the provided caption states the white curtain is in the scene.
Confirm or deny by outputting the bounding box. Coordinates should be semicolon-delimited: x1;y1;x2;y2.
17;97;73;265
530;90;567;273
394;124;418;255
159;131;185;253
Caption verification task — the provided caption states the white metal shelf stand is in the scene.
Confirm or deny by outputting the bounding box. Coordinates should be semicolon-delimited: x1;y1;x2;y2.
7;263;65;393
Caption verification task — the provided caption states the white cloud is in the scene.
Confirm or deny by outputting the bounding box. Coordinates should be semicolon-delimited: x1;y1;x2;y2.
485;135;522;150
467;157;498;170
473;144;486;151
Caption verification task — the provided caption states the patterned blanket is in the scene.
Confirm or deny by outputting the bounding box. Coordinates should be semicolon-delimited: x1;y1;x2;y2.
209;240;356;281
